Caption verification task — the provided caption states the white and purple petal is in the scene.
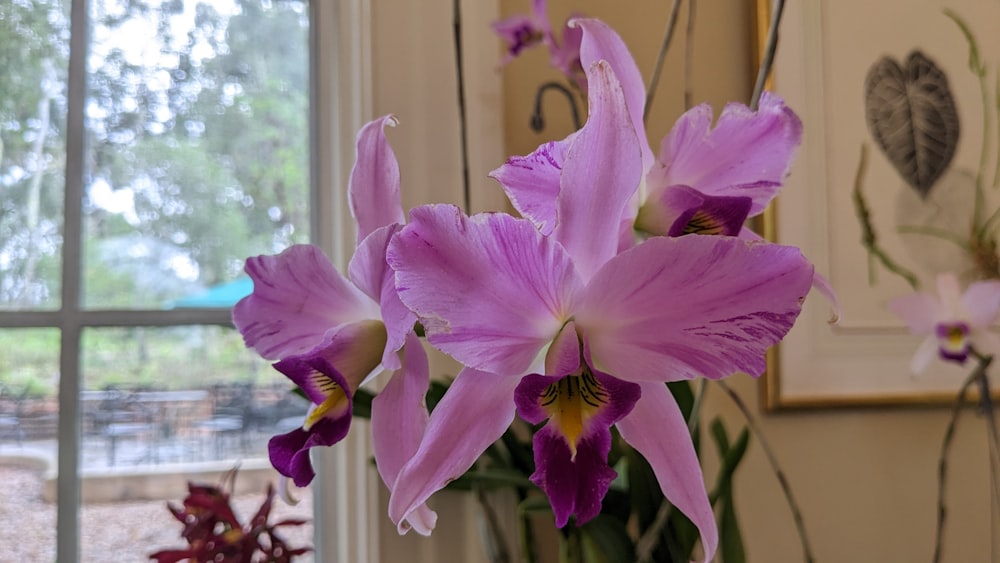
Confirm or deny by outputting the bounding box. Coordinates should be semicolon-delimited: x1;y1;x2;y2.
575;18;653;172
514;369;640;527
388;368;521;534
371;333;437;535
388;205;581;376
649;91;802;215
616;382;717;563
554;59;643;281
489;136;573;236
349;115;404;245
577;235;813;382
233;245;379;360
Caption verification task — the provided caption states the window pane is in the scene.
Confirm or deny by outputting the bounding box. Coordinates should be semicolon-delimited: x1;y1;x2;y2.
79;325;314;561
82;0;310;309
0;1;70;311
0;328;60;563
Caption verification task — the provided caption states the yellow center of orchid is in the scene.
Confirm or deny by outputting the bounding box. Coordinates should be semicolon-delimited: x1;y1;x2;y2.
302;379;350;431
682;210;728;235
539;370;609;459
944;325;966;352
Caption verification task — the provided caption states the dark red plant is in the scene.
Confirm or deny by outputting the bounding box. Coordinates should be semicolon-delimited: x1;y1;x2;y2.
150;469;311;563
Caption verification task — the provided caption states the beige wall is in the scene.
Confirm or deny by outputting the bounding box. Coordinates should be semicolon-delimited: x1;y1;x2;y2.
360;0;993;561
498;1;993;562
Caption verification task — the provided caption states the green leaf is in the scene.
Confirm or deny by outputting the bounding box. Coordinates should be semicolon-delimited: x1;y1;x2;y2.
518;495;554;516
351;388;375;419
626;447;662;530
718;492;747;563
580;515;636;563
667;380;694;420
710;419;750;503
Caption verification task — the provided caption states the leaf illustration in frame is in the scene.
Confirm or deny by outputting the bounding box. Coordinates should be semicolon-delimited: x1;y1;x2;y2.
864;50;960;198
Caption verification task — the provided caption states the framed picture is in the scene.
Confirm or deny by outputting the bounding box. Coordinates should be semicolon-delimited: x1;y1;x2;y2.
758;0;1000;409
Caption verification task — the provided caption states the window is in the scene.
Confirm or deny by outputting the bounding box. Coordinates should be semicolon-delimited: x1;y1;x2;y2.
0;1;356;560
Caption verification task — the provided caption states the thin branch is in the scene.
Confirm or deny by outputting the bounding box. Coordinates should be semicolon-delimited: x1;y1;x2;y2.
643;0;683;123
453;0;471;215
716;380;815;563
682;0;697;110
852;143;921;290
933;363;983;563
530;81;582;133
750;0;786;110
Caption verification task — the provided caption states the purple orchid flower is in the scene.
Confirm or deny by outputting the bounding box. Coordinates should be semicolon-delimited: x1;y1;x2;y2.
491;17;839;317
493;0;586;89
232;115;436;534
385;60;815;562
888;273;1000;373
493;18;799;241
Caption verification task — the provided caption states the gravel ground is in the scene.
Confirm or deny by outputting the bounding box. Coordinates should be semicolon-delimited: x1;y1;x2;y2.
0;466;315;562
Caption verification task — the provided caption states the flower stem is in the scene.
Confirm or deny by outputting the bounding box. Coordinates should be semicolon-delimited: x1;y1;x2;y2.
933;361;983;563
643;0;683;124
531;81;582;133
750;0;786;110
682;0;697;111
716;380;815;563
852;143;920;290
452;0;471;215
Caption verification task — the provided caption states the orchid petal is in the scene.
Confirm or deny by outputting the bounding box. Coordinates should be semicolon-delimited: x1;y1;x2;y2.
388;205;581;375
233;245;379;360
577;235;813;382
636;184;752;237
348;224;397;304
550;18;585;89
371;333;437;535
616;382;717;563
575;18;653;172
650;91;802;215
348;224;413;369
910;335;939;374
887;293;941;336
529;425;616;527
515;369;639;527
349;115;404;245
269;413;350;488
739;227;840;322
309;319;387;388
554;60;643;281
388;368;520;534
269;354;354;487
962;280;1000;328
545;321;582;376
489;136;574;236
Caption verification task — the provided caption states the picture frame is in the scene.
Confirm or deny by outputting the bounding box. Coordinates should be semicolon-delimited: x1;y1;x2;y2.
757;0;1000;409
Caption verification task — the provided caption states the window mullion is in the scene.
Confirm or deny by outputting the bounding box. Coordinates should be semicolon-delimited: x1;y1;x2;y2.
58;0;89;560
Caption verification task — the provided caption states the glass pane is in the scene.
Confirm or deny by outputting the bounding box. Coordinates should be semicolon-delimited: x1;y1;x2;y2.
82;0;310;309
0;1;70;311
0;328;60;563
80;325;314;561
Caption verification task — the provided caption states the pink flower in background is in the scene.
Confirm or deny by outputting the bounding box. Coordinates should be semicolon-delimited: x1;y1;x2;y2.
384;60;816;562
493;0;586;89
888;273;1000;373
232;115;435;534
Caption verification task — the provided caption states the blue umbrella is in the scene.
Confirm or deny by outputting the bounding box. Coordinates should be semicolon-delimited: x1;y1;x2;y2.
168;276;253;308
